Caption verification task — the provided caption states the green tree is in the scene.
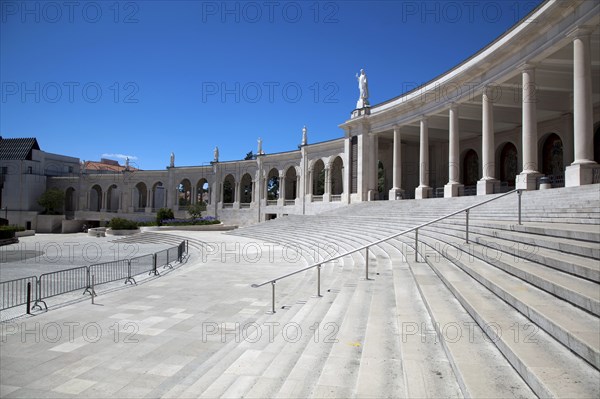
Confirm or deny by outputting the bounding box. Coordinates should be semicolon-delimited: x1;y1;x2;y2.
37;188;65;215
187;202;206;220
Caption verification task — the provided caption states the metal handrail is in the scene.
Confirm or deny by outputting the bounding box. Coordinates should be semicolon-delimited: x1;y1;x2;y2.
251;189;522;312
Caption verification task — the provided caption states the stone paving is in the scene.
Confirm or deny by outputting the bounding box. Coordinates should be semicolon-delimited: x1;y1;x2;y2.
0;231;306;398
0;233;175;282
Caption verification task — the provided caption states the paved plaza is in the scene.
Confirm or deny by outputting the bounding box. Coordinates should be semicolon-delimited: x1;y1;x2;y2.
0;231;313;398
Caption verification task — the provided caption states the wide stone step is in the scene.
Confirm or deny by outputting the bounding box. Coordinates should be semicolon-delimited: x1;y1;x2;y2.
402;241;536;398
399;236;600;398
409;233;600;370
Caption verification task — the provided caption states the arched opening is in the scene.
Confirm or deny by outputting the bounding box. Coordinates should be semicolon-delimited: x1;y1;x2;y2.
594;126;600;164
106;184;119;212
267;168;280;201
197;178;209;205
65;187;75;212
463;149;479;187
134;182;147;210
312;160;325;196
90;185;102;212
223;174;235;204
499;142;518;187
240;174;253;204
178;179;192;207
378;160;387;200
285;167;297;200
330;157;344;196
541;133;564;178
152;182;165;210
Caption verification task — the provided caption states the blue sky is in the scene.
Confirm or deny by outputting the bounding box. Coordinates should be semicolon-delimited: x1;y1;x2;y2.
1;0;543;170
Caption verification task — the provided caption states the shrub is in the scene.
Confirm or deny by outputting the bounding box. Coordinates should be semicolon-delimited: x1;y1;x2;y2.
156;208;174;226
0;225;24;239
187;202;207;220
108;218;138;230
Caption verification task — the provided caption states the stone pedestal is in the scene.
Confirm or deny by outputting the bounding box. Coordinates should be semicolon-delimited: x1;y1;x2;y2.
565;163;600;187
367;190;377;201
516;171;542;191
444;182;463;198
477;179;499;195
415;185;432;199
388;188;405;200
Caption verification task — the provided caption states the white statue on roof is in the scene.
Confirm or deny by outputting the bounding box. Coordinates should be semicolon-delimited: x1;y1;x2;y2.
356;69;370;109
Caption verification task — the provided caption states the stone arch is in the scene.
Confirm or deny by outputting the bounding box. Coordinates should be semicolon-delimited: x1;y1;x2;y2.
267;168;280;201
197;178;210;204
284;166;297;200
134;182;147;210
541;133;564;176
462;149;479;186
312;159;325;196
106;184;119;212
498;142;518;186
223;174;235;204
65;187;76;212
240;173;253;204
90;185;102;211
330;156;344;195
178;179;192;207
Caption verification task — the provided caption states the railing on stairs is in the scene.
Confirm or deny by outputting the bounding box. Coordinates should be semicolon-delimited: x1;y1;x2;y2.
251;189;523;314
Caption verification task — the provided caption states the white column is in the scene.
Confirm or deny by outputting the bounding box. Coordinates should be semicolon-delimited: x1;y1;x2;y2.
517;65;541;190
389;126;405;200
415;117;432;199
566;29;599;186
445;104;463;197
478;88;499;195
279;174;286;205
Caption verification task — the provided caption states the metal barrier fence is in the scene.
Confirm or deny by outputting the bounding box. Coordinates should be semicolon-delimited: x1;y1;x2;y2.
0;240;188;316
0;276;37;311
90;260;130;286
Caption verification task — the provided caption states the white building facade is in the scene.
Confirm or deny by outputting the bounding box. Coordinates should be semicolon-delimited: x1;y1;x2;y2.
4;0;599;228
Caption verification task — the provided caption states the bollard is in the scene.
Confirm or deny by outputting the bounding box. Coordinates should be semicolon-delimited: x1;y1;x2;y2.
26;282;31;314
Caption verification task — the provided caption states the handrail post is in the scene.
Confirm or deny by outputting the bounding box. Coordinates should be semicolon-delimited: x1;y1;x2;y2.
517;189;522;225
317;265;322;297
271;281;276;314
465;209;470;243
365;246;369;280
415;229;419;262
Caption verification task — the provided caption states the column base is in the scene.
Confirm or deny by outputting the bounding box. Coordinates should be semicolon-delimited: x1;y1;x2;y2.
477;179;499;195
565;162;600;187
415;185;432;199
388;188;405;200
367;190;377;201
444;182;463;198
516;171;542;191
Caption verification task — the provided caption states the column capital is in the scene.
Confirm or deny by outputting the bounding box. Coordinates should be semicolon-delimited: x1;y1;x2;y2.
519;63;537;72
420;115;428;122
449;102;459;112
392;124;401;131
566;26;593;39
